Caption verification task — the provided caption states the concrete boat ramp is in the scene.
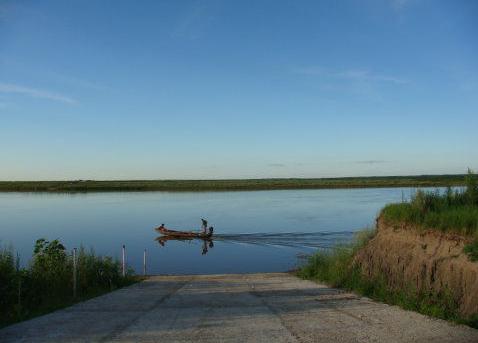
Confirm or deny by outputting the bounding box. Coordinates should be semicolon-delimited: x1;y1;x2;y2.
1;273;477;343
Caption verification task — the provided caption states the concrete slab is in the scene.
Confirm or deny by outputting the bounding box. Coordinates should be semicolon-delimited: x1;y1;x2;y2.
1;273;477;342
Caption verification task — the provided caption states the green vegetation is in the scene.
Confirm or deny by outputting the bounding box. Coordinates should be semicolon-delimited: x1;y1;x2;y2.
464;240;478;262
299;171;478;327
0;239;136;328
381;170;478;237
297;229;478;328
0;174;469;192
297;229;375;289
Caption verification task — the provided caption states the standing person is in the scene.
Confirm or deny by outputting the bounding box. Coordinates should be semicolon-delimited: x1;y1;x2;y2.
201;218;208;234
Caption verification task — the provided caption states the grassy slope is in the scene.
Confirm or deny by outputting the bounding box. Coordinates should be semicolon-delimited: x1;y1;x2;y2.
0;174;467;192
380;173;478;237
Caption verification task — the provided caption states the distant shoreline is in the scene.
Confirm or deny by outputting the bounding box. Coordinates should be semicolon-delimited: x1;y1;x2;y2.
0;174;467;192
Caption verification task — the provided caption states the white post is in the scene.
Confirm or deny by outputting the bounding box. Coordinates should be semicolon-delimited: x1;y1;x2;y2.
73;248;77;298
143;249;147;276
122;245;126;277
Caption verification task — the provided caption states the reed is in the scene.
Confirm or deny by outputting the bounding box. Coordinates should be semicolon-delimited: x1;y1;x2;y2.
0;239;136;328
381;170;478;236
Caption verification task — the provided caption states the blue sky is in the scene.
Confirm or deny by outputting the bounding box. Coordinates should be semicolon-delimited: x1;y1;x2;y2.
0;0;477;180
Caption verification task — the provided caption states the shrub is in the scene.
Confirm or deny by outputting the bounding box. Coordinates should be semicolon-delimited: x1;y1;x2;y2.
0;239;136;328
0;246;18;324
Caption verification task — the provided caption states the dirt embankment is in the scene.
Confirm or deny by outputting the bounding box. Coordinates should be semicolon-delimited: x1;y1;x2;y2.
354;217;478;317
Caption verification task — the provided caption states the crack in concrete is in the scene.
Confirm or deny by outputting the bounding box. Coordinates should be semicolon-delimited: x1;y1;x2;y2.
98;279;193;342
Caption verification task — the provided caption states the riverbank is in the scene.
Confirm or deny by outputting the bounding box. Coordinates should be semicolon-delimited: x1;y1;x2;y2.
298;222;478;328
1;273;477;342
0;174;467;192
298;175;478;328
355;216;478;318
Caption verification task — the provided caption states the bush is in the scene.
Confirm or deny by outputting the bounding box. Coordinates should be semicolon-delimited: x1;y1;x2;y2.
76;247;128;295
0;239;136;328
0;246;19;324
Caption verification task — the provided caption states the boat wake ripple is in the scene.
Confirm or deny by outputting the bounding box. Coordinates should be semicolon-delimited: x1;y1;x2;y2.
213;231;355;249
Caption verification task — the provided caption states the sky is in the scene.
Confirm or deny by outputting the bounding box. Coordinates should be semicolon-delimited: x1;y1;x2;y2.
0;0;477;180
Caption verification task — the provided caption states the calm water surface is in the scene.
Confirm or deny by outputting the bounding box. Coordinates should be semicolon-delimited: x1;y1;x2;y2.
0;188;424;274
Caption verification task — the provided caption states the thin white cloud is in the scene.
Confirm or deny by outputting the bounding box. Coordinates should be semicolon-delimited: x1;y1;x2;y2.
63;77;107;91
0;83;76;104
391;0;412;11
44;71;109;91
337;69;407;84
294;67;408;85
294;66;325;76
355;160;389;165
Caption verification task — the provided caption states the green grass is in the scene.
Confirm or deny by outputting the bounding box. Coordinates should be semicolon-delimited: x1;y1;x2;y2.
0;239;137;328
464;240;478;262
380;170;478;237
0;174;469;192
297;229;478;328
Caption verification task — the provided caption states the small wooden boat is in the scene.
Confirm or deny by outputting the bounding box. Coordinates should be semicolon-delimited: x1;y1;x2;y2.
155;225;213;239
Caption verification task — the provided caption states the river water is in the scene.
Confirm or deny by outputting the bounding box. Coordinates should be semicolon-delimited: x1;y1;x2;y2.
0;187;425;274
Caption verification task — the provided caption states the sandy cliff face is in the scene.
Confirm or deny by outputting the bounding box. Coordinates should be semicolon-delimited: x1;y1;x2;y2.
354;217;478;317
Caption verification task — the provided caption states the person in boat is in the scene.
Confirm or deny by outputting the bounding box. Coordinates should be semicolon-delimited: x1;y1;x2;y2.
201;218;208;234
208;226;214;236
159;223;165;230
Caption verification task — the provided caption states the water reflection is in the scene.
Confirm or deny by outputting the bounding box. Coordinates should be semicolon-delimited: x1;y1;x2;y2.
155;236;215;255
153;230;352;257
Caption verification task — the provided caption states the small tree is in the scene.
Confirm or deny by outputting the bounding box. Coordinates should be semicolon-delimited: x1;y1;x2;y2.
29;239;71;308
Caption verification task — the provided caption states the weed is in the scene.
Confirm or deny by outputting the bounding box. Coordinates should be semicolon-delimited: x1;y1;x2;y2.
381;170;478;236
0;239;136;328
464;240;478;262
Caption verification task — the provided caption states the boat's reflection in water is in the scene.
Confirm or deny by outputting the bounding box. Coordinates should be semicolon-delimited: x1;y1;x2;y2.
155;236;214;255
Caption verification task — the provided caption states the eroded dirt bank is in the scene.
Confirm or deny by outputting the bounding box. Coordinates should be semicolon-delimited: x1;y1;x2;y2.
355;217;478;317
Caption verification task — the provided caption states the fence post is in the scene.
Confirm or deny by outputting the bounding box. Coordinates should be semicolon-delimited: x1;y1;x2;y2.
73;248;77;298
143;249;147;276
122;245;126;277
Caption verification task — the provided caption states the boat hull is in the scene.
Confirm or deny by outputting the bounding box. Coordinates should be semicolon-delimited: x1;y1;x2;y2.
155;226;212;239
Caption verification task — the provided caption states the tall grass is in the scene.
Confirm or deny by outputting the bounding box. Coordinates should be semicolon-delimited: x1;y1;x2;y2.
297;229;478;328
298;229;375;286
0;239;136;328
381;170;478;236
